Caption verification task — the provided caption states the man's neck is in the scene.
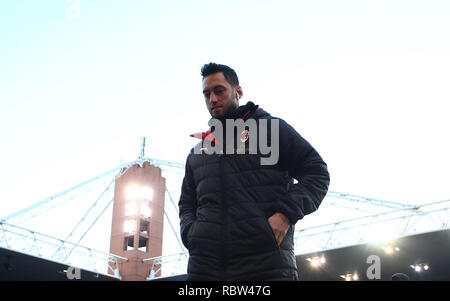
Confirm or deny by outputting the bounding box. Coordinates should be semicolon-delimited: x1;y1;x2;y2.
216;102;253;121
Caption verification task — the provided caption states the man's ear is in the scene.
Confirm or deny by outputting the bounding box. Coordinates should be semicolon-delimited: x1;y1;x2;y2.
235;86;243;100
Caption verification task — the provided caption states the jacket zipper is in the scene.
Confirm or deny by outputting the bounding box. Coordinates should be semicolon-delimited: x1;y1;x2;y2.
215;109;253;280
219;137;228;280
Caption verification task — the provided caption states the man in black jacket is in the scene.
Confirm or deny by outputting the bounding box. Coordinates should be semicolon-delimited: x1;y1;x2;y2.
179;63;330;280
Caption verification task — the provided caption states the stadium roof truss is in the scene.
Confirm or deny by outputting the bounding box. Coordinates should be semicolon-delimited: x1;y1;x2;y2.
1;154;449;280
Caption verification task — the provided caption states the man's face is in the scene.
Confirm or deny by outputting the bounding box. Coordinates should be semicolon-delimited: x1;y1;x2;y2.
202;72;241;118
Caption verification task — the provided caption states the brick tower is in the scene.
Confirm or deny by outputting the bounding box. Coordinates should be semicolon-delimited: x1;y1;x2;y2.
109;139;165;280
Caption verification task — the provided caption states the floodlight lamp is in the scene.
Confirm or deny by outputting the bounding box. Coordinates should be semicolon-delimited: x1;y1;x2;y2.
341;273;357;281
124;219;136;233
140;186;153;200
368;229;397;244
126;185;139;200
142;207;152;219
125;203;137;216
311;258;320;267
307;256;324;268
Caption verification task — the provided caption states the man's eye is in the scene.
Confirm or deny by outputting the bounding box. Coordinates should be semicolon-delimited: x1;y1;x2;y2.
214;89;224;94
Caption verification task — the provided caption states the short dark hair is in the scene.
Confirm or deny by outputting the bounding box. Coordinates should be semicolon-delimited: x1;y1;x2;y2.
201;63;239;87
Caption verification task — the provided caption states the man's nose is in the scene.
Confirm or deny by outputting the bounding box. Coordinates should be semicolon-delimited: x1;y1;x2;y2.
210;93;218;104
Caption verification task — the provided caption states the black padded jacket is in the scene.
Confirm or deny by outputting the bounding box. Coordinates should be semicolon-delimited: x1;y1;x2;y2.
179;101;330;280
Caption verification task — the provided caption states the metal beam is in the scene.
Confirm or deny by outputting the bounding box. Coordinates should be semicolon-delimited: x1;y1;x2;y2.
0;220;128;277
326;190;414;209
141;198;450;280
1;164;124;224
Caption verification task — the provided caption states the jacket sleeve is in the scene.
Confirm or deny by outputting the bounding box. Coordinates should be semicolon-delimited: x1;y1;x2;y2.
178;154;197;249
275;118;330;225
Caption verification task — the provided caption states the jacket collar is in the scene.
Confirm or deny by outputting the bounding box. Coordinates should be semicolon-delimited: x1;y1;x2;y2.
190;101;260;142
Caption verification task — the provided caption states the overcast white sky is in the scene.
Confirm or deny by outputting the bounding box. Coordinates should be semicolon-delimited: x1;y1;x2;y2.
1;0;449;256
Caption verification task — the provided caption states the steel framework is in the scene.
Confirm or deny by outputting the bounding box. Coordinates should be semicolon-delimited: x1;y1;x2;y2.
2;152;449;280
0;220;127;278
0;156;186;277
144;198;450;279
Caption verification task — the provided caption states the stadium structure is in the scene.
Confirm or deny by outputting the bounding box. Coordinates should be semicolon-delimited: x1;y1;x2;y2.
1;138;449;281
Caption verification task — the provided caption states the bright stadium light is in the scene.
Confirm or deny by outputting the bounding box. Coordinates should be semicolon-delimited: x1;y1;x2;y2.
311;258;320;267
126;185;153;201
383;245;400;255
411;263;430;272
306;255;326;268
340;273;359;281
125;202;137;216
141;201;152;218
126;185;139;200
140;186;153;200
124;219;137;233
367;227;397;244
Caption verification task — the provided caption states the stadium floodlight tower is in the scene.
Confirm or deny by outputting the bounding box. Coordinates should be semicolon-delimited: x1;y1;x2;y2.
108;138;166;280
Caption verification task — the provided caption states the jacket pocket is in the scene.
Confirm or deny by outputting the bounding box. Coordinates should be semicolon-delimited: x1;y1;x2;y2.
185;220;197;250
263;218;280;250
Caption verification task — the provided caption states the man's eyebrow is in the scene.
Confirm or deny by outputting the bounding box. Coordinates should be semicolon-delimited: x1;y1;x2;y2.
203;84;226;92
203;84;227;95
